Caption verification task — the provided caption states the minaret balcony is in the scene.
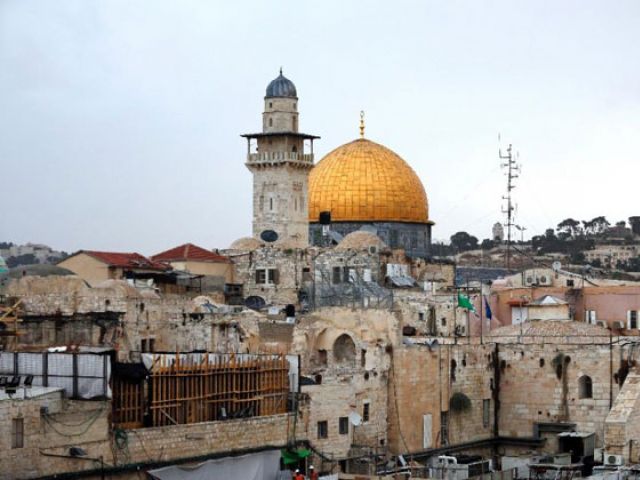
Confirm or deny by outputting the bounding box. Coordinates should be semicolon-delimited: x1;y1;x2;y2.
246;152;314;165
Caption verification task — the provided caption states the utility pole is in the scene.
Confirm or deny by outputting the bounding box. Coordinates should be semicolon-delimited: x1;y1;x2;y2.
499;143;520;271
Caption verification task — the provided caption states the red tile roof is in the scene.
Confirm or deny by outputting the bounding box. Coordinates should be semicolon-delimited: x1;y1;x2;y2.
151;243;230;264
81;251;169;271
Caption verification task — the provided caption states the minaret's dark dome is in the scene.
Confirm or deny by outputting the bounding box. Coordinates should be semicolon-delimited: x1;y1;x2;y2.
265;69;297;98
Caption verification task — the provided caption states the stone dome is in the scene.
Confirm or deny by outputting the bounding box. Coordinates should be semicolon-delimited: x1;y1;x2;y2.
309;138;430;224
336;231;387;251
229;237;262;251
265;70;297;98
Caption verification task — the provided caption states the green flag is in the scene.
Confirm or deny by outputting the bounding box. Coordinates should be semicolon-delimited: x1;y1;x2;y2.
458;293;476;313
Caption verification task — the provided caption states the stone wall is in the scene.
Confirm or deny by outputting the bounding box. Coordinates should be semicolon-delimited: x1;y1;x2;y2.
387;343;494;455
0;391;111;480
604;374;640;461
4;276;264;358
116;413;298;466
497;342;622;448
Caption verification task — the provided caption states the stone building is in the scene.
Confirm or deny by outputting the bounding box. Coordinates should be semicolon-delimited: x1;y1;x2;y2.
57;250;170;287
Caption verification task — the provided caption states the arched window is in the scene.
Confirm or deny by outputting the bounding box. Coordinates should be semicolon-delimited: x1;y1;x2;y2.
579;375;593;399
333;334;356;365
269;118;273;127
292;116;297;131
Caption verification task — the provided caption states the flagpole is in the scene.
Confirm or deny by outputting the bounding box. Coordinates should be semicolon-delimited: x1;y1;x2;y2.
466;279;470;345
480;291;484;345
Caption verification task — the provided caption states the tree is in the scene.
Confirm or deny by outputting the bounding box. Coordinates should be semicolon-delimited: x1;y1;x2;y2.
557;218;581;238
589;258;602;268
6;253;38;268
629;216;640;235
591;216;610;235
480;239;496;250
450;232;479;253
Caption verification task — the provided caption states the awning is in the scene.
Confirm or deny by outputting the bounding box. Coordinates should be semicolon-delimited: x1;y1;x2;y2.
387;276;416;288
281;448;311;465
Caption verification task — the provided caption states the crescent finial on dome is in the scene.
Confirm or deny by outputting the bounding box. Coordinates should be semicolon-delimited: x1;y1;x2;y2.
359;111;365;138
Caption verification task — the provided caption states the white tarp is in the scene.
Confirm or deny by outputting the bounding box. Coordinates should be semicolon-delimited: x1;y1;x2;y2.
0;352;111;399
148;450;281;480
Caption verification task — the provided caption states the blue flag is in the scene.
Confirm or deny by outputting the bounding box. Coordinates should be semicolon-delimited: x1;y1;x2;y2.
484;296;492;320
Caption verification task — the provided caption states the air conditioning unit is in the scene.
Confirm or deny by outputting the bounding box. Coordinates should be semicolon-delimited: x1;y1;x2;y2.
596;321;608;329
368;245;378;254
538;275;551;286
525;275;536;286
604;454;624;466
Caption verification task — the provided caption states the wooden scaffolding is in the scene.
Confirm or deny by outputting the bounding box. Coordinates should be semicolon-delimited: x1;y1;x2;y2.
112;353;290;429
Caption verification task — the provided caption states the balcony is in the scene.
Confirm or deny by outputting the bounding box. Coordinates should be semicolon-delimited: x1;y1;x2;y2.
246;152;314;165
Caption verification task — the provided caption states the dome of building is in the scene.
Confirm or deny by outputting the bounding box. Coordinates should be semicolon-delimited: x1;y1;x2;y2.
229;237;262;251
265;70;297;98
309;138;429;224
336;231;387;251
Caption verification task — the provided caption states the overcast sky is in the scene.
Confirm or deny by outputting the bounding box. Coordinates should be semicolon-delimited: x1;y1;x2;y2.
1;1;639;254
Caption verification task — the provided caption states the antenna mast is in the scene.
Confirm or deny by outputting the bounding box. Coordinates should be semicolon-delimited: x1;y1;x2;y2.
499;143;520;270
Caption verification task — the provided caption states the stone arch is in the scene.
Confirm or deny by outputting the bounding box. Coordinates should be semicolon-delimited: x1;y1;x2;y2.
333;333;356;365
578;375;593;399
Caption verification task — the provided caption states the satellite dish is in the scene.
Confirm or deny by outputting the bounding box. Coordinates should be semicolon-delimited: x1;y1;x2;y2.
260;230;279;243
552;261;562;272
349;411;363;426
244;296;266;311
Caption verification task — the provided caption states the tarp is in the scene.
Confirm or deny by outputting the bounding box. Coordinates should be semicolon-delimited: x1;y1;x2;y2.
281;448;311;465
0;351;111;399
148;450;281;480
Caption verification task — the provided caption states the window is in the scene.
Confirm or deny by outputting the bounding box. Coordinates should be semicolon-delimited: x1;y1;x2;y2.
141;339;147;352
440;411;449;446
292;116;297;130
579;375;593;399
332;266;342;284
419;312;425;322
317;420;328;439
361;349;366;368
389;229;399;248
339;417;349;435
269;102;273;108
483;399;490;428
567;279;575;287
256;268;278;285
12;418;24;448
269;197;273;211
302;267;312;282
269;118;273;127
586;310;597;325
318;349;327;366
629;311;638;329
363;402;370;423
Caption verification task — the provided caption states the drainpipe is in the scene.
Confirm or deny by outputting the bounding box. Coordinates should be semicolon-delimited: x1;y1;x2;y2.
492;344;501;453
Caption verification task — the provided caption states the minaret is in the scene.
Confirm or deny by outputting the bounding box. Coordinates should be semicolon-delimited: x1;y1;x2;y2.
242;70;319;247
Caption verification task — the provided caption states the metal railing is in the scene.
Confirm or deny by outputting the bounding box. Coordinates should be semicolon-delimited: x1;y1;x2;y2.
247;152;314;163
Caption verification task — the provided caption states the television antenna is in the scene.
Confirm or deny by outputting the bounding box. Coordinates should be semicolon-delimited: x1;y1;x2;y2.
499;142;521;270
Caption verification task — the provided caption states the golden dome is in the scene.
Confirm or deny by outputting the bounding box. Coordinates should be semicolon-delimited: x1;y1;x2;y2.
309;138;429;224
